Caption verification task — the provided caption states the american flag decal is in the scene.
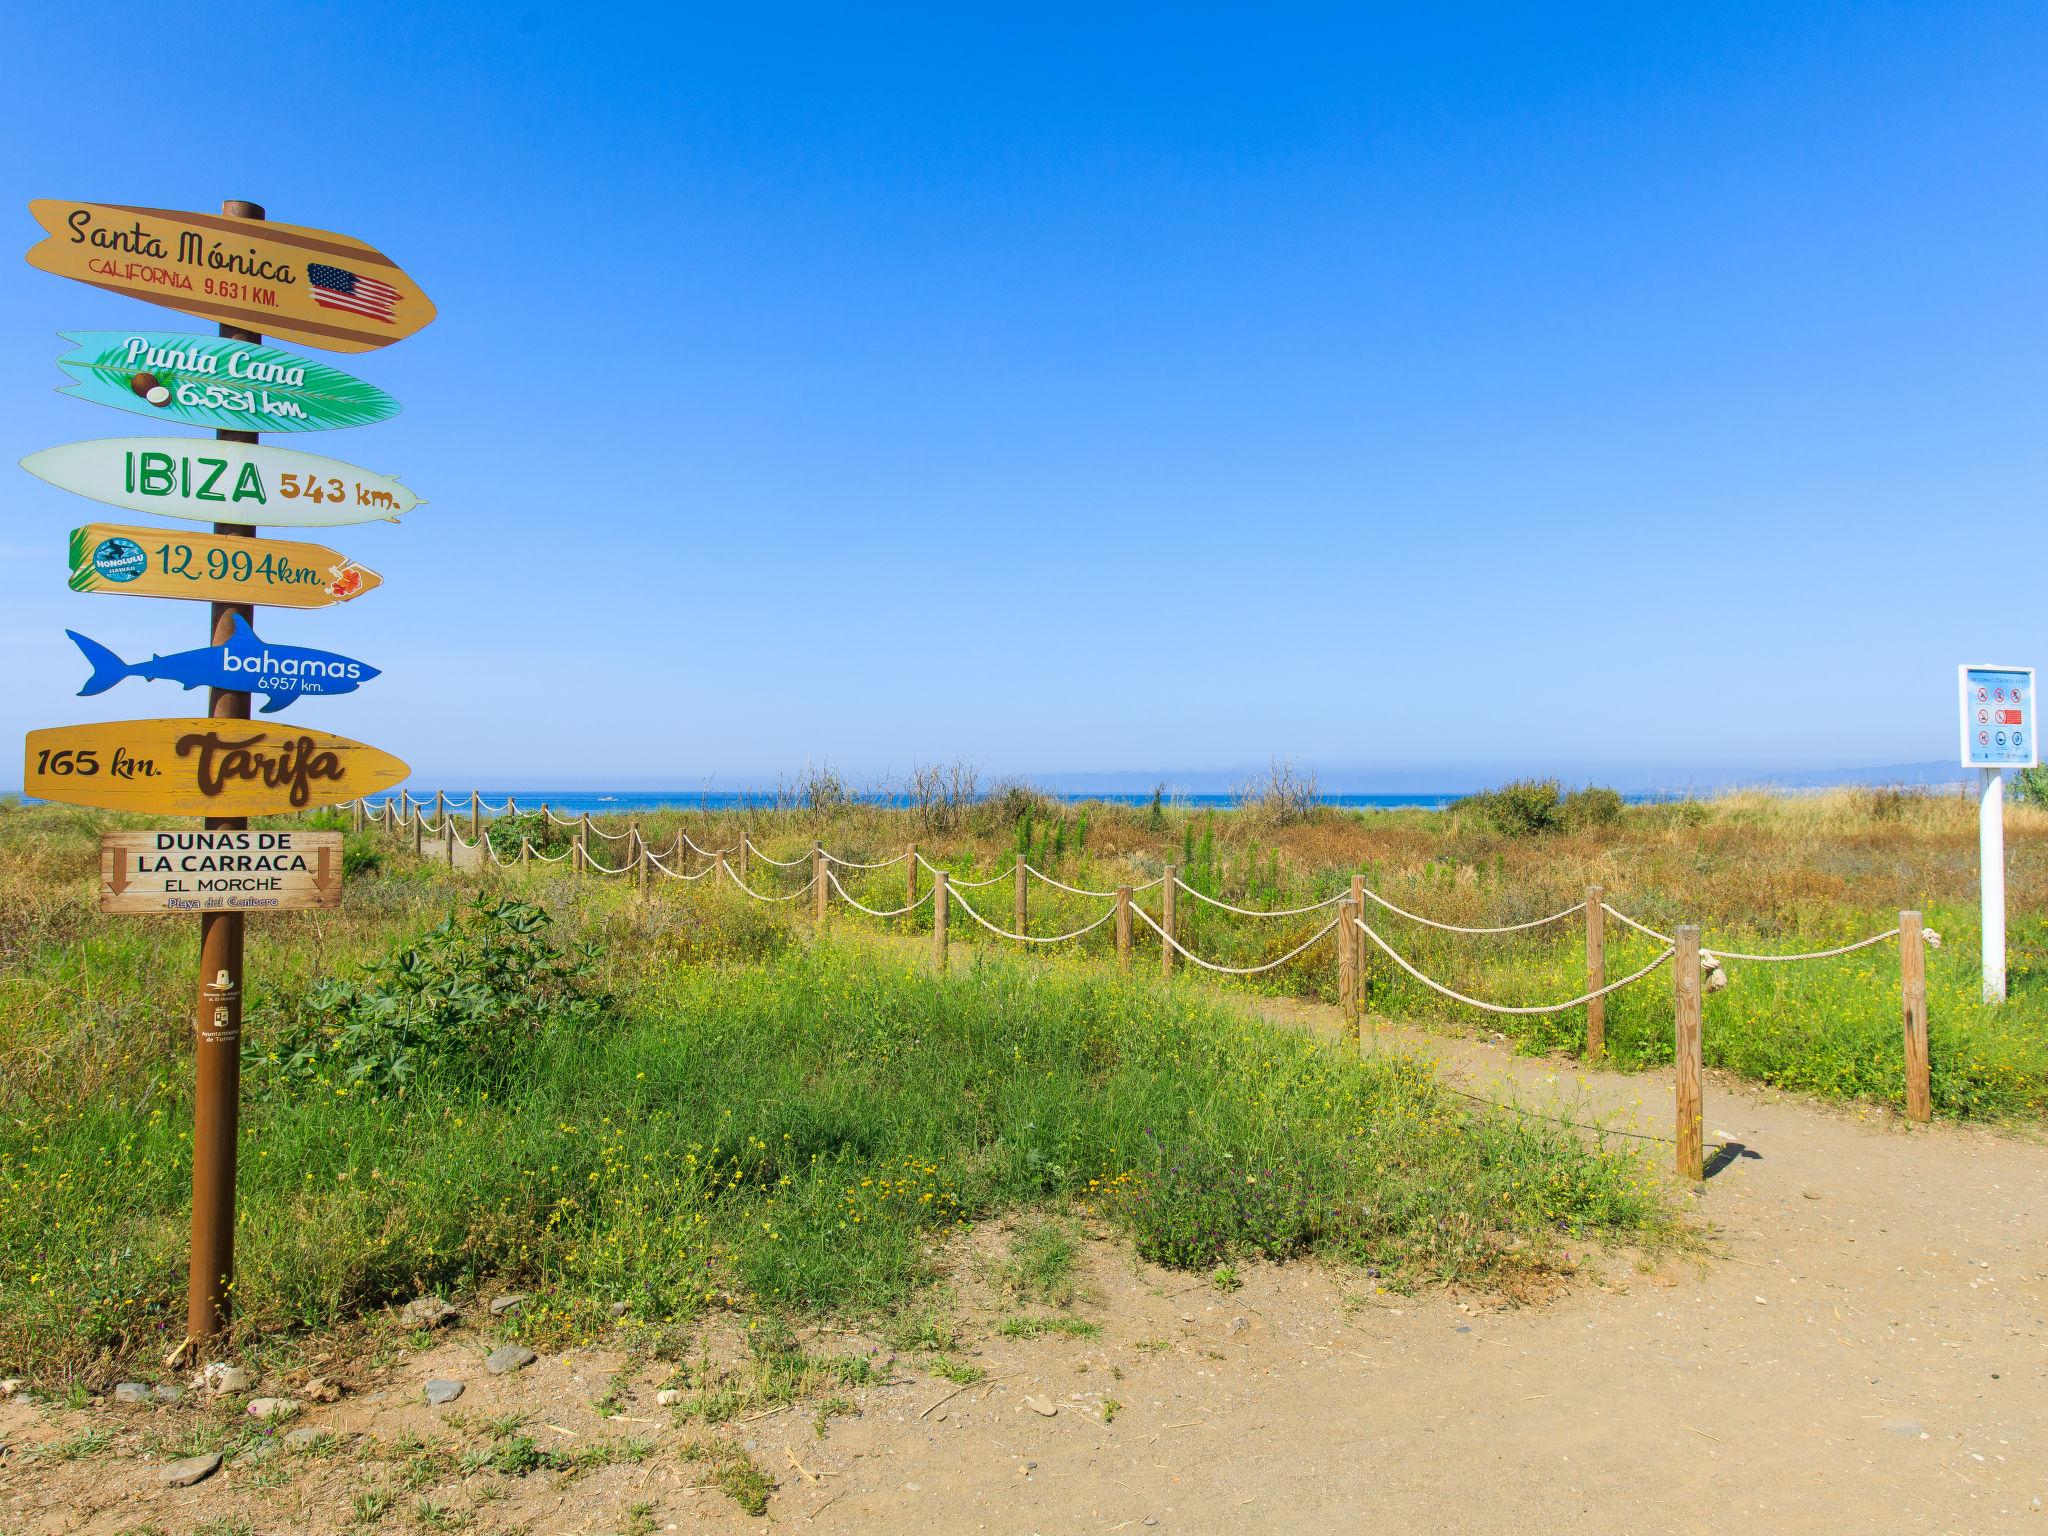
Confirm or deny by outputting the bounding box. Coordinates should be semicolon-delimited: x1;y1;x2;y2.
308;263;401;324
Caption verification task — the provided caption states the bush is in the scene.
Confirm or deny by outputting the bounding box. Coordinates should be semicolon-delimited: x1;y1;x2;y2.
2013;766;2048;807
1561;785;1625;829
1456;778;1564;835
263;896;607;1097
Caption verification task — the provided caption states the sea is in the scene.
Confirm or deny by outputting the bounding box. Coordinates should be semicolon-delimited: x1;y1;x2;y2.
359;789;1684;816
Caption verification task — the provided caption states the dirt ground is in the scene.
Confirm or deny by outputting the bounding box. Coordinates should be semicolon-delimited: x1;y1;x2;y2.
4;999;2044;1535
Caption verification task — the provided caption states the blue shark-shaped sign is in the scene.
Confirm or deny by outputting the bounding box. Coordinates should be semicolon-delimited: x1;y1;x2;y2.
67;613;379;714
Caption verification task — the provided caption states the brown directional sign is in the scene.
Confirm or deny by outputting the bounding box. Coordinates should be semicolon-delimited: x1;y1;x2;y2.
25;718;408;817
25;200;436;353
100;829;342;914
70;523;381;608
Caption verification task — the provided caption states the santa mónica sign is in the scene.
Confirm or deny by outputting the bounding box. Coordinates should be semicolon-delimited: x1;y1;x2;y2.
25;718;408;816
21;438;422;526
26;201;436;353
101;829;343;915
69;523;381;608
56;331;401;433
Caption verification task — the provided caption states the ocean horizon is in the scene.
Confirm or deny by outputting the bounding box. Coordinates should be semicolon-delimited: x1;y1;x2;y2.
355;788;1692;816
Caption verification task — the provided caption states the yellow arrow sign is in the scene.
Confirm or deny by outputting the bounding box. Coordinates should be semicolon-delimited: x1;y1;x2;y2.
25;200;436;354
26;719;407;817
70;523;382;608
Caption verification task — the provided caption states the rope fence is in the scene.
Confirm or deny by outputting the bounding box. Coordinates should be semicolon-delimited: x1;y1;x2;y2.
352;795;1944;1170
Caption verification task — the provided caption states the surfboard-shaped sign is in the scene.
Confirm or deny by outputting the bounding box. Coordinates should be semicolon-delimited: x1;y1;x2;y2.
68;614;378;714
25;201;436;353
56;331;401;433
21;439;422;527
69;523;381;608
25;718;408;816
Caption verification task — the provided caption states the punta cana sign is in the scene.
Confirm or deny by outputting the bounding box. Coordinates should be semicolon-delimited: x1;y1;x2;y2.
26;201;435;353
57;332;400;433
22;438;421;526
25;718;408;816
70;523;379;608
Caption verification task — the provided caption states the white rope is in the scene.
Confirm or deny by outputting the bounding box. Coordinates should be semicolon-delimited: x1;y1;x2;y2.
1600;903;1675;944
914;851;1013;888
1020;862;1163;898
1598;903;1899;962
1131;903;1339;975
1355;917;1673;1015
824;850;911;870
525;839;571;864
743;838;811;868
1705;930;1901;963
582;848;630;875
823;867;933;918
648;848;719;882
587;822;632;841
1172;878;1345;919
729;868;821;903
681;833;738;859
1361;887;1587;935
948;884;1118;944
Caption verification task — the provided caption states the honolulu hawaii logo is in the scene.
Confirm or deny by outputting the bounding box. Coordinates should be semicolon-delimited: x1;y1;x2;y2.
91;536;146;582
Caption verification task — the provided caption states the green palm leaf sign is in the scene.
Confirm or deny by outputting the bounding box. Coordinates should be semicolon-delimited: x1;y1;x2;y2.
54;331;401;433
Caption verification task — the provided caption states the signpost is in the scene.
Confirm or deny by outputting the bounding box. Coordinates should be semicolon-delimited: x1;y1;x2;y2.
67;614;380;713
100;829;343;915
22;437;422;525
25;200;436;352
25;193;430;1359
57;331;401;433
1959;664;2036;1003
24;717;408;815
70;523;381;608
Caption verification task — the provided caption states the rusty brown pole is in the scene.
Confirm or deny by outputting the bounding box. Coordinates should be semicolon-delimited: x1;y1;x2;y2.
187;197;265;1349
1161;866;1177;979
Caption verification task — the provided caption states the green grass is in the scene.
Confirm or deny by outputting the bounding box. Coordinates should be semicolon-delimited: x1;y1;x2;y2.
0;810;1673;1384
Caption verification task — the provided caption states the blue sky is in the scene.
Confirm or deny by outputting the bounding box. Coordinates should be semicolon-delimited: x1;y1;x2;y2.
3;2;2043;790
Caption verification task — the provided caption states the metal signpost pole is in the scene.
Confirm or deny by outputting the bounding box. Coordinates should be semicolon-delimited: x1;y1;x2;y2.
189;197;263;1347
1980;767;2005;1004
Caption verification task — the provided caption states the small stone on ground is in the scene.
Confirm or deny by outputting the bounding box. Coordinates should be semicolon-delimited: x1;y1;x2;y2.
161;1452;222;1487
488;1292;530;1316
485;1345;537;1376
399;1296;458;1330
112;1383;152;1405
425;1379;465;1405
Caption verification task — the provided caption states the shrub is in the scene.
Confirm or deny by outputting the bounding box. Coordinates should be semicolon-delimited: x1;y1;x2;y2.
1561;785;1625;829
263;896;607;1097
1456;778;1564;836
2012;765;2048;807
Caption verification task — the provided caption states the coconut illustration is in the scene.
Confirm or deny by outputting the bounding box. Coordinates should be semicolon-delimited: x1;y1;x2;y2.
129;371;173;407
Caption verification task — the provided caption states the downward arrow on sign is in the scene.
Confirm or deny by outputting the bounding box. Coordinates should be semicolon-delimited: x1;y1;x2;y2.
107;848;130;896
315;846;334;897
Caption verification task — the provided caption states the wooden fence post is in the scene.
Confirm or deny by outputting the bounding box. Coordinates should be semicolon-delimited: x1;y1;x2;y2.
574;826;586;876
1901;911;1931;1123
813;842;828;925
470;791;481;842
1115;886;1133;973
634;823;648;897
506;796;517;819
1674;925;1703;1180
1338;899;1357;1022
737;834;749;884
444;818;455;870
1343;876;1359;1024
1014;854;1027;935
932;871;949;971
520;836;529;873
412;808;423;859
1585;885;1606;1060
1161;865;1177;978
907;843;919;905
435;790;445;828
351;798;364;833
581;812;593;870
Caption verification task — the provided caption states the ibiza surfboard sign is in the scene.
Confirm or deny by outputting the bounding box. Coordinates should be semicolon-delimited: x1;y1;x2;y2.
25;201;436;353
69;523;382;609
25;718;408;817
21;439;422;527
56;331;401;433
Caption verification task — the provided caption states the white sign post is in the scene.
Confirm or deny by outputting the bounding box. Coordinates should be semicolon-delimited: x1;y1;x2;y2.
1958;664;2036;1003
